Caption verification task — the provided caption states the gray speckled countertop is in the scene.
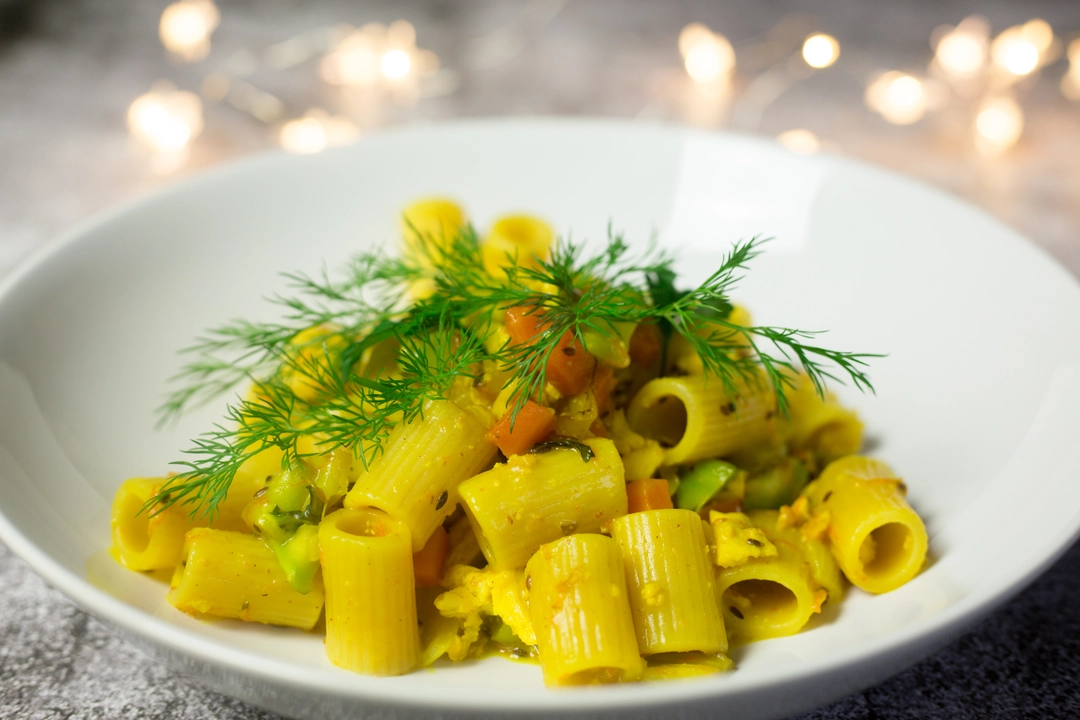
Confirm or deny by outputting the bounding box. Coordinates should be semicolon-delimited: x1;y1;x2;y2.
2;1;1080;718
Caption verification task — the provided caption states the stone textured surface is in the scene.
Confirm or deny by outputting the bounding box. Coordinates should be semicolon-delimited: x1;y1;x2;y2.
2;0;1080;718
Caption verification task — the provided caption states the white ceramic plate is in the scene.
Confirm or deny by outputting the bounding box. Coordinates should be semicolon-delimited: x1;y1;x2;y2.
2;119;1080;720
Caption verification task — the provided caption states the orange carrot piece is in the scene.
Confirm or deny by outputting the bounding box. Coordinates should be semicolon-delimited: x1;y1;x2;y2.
629;322;663;367
593;364;618;415
505;306;544;346
546;332;596;396
626;479;674;514
488;399;556;457
413;525;451;588
505;306;597;396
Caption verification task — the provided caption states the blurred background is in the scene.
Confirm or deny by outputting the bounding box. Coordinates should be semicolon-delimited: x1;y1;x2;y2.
1;1;1079;718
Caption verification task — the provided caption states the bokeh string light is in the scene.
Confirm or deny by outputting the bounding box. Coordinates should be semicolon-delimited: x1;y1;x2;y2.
933;16;989;81
128;8;1075;173
990;19;1056;81
678;23;736;86
159;0;220;62
320;21;439;91
802;33;840;69
776;129;820;155
865;72;929;125
279;109;360;155
1062;38;1080;101
974;96;1024;156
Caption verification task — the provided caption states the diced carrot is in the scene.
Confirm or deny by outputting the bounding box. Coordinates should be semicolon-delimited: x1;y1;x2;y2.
413;525;451;588
593;364;618;415
505;305;597;396
629;322;663;367
488;399;557;457
505;306;544;346
627;478;674;513
546;331;596;396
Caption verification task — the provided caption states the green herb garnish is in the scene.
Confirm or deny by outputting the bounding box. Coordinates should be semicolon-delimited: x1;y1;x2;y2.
148;225;878;520
528;438;597;463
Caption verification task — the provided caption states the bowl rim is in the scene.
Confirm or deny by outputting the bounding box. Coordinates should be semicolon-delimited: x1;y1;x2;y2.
2;116;1080;713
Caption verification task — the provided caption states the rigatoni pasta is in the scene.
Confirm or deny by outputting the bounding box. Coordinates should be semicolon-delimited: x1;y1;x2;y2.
458;438;627;570
525;534;644;685
168;528;324;630
803;456;928;594
110;198;922;688
611;509;727;655
627;373;777;465
319;507;420;675
345;398;497;551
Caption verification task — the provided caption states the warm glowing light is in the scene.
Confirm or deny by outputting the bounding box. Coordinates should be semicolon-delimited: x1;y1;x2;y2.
1000;39;1039;75
127;86;203;154
991;20;1054;78
678;23;714;58
1064;39;1080;101
865;71;928;125
935;22;987;77
159;0;220;62
380;48;412;80
279;110;360;154
776;129;820;155
975;96;1024;156
1021;19;1054;53
678;24;735;84
279;118;327;154
321;20;435;90
802;33;840;69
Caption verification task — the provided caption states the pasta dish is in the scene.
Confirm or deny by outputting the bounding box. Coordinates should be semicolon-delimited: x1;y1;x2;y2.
108;199;926;685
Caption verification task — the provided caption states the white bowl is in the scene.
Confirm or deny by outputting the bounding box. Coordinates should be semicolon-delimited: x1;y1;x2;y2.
2;119;1080;720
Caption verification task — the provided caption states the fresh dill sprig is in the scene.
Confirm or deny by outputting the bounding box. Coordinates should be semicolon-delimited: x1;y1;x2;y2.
148;223;879;520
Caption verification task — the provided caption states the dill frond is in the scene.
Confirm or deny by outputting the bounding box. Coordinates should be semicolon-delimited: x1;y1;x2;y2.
149;223;879;520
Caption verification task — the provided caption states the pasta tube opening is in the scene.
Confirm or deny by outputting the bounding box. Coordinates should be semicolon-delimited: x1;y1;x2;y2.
714;547;822;643
628;394;688;448
859;522;916;581
320;507;420;676
724;579;797;621
628;375;775;465
115;489;151;554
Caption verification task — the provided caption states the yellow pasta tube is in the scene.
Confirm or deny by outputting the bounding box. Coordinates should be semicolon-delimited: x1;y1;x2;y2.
319;507;420;676
748;508;845;605
124;446;283;567
345;399;497;551
714;537;823;644
525;534;644;685
400;198;467;298
111;478;203;571
459;438;627;570
168;528;324;630
611;509;727;655
401;198;467;252
481;214;554;278
803;456;928;594
783;374;863;465
627;373;777;465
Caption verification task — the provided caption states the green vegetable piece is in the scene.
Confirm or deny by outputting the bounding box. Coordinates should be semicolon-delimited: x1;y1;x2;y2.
269;524;321;594
314;450;350;510
488;620;521;647
268;463;316;513
676;460;740;512
743;458;810;511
